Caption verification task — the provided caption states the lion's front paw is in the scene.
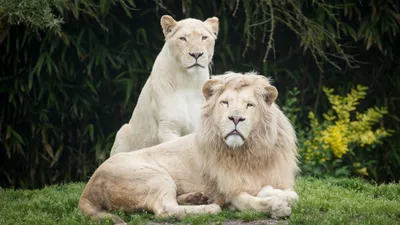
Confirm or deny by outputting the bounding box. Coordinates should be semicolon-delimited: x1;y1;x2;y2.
269;198;291;219
204;203;222;214
257;186;299;206
283;189;299;205
257;186;282;198
256;196;291;219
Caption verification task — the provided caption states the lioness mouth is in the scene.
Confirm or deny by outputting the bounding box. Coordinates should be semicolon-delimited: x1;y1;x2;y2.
225;130;245;140
187;63;205;69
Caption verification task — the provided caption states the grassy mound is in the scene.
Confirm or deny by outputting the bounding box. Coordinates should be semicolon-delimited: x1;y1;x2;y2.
1;177;399;225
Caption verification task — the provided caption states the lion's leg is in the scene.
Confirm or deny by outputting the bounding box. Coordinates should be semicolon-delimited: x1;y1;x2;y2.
152;189;221;219
177;192;210;205
79;197;126;225
257;186;299;206
230;192;291;219
110;124;133;157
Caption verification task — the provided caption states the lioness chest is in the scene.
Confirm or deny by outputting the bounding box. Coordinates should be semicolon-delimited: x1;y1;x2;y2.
168;89;204;135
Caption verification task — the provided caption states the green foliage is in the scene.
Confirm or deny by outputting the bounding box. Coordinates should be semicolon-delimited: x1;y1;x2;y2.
0;0;66;32
239;0;356;71
1;177;399;224
297;86;392;178
0;0;137;32
0;0;400;188
282;87;301;128
0;0;149;188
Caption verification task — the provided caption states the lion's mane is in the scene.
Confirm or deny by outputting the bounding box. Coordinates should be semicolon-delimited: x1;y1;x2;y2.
196;72;299;200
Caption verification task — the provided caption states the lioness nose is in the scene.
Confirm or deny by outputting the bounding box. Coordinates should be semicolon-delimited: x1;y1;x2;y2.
228;116;246;125
189;52;204;59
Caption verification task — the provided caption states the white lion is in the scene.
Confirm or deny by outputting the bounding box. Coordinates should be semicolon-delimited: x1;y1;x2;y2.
79;72;299;224
110;15;219;156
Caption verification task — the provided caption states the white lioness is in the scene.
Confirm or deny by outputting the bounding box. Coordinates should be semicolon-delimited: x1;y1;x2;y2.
110;15;219;156
79;72;299;224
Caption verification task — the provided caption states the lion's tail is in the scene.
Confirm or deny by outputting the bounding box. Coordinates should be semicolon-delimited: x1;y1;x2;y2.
79;197;126;225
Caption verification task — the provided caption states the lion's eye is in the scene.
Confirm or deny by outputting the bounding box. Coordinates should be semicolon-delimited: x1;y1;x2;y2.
221;100;229;106
202;36;208;40
247;103;255;108
179;37;187;41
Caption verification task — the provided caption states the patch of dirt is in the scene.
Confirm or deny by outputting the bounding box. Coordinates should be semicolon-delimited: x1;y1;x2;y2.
147;219;286;225
219;219;285;225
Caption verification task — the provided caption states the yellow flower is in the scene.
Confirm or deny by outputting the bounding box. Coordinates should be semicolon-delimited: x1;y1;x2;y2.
321;123;349;158
302;85;392;175
356;167;369;176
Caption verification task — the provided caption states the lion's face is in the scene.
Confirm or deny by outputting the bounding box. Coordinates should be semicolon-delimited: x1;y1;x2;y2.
160;15;219;74
214;87;261;148
202;73;278;149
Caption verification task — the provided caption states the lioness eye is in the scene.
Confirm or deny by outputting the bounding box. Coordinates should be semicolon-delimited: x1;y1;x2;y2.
179;37;187;41
202;36;208;40
247;103;254;108
221;100;229;106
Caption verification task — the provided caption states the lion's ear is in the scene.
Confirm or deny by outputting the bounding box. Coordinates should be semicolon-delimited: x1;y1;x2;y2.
202;79;221;99
265;86;278;105
204;17;219;37
160;15;177;37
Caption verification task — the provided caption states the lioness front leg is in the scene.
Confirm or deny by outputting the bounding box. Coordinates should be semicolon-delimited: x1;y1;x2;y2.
110;124;133;156
230;192;291;219
158;120;181;143
257;186;299;206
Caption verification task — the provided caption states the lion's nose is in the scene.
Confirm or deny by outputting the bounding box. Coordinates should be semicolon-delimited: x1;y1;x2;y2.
189;52;204;59
228;116;246;125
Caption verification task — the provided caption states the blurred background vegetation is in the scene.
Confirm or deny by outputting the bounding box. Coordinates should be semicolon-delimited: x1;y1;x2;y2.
0;0;399;189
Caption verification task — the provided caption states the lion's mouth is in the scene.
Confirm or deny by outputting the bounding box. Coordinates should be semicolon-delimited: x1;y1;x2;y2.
224;130;245;140
187;63;205;69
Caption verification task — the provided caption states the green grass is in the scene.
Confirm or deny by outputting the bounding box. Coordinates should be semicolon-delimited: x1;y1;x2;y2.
1;177;399;225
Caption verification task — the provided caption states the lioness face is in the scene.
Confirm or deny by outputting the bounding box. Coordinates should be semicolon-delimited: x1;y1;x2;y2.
214;87;260;148
160;15;219;74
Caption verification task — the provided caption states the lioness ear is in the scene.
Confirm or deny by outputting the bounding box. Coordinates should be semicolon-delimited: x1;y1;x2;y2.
202;79;221;99
204;17;219;36
160;15;177;37
265;86;278;105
